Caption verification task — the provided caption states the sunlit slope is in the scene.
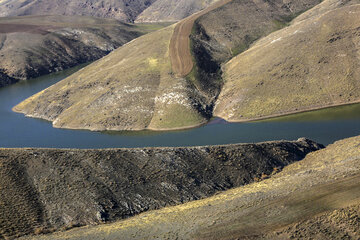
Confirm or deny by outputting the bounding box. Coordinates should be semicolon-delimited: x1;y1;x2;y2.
14;25;207;131
214;2;360;121
22;136;360;240
135;0;219;23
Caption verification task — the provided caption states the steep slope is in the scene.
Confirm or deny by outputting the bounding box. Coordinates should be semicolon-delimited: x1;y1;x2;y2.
0;138;323;239
214;1;360;121
0;0;157;22
185;0;322;114
23;136;360;240
135;0;219;23
0;15;166;88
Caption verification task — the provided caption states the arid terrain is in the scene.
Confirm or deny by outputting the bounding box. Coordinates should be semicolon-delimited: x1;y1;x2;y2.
0;0;224;23
0;15;167;88
214;0;360;122
2;1;360;239
13;0;328;131
16;135;360;240
0;138;322;239
13;24;210;131
135;0;219;23
0;0;157;22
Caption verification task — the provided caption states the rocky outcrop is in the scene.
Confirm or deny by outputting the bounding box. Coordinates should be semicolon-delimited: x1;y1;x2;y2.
0;71;18;87
0;138;323;239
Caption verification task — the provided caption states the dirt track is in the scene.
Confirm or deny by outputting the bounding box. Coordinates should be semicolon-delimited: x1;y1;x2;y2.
169;0;233;77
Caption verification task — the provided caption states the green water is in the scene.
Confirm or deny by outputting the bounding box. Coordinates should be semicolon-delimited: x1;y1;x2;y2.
1;66;360;148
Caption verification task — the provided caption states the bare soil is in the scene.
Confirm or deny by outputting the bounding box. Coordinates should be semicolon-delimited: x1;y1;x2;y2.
21;136;359;240
169;0;232;77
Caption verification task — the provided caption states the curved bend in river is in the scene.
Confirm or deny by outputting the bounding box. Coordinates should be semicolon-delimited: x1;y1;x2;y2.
11;0;360;133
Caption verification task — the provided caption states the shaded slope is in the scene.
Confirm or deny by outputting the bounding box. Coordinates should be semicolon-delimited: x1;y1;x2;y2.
135;0;219;23
0;15;166;88
0;0;157;22
187;0;322;111
13;25;210;131
24;136;360;240
214;2;360;121
0;138;322;239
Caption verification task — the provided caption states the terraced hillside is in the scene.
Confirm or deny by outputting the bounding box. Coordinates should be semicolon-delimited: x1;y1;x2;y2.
214;0;360;121
14;0;323;131
22;136;360;240
0;138;323;239
0;15;166;88
0;0;157;22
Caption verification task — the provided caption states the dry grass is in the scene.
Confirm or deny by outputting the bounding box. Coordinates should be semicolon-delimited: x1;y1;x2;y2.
13;24;208;131
215;2;360;121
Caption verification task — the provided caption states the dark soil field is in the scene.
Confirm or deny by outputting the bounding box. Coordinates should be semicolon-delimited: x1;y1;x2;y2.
20;136;359;240
0;138;322;239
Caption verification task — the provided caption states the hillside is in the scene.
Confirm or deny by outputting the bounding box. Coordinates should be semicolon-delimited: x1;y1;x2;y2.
13;24;211;131
13;0;322;131
185;0;322;114
21;136;360;240
0;138;323;239
0;15;166;88
0;0;157;22
135;0;219;23
214;1;360;121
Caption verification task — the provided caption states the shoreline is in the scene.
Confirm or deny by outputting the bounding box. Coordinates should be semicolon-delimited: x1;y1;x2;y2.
13;100;360;133
216;100;360;124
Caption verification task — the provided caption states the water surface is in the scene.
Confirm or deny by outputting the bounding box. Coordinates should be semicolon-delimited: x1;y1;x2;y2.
1;66;360;148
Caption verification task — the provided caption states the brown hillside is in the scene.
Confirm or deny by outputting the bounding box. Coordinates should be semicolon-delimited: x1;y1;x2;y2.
188;0;322;109
20;135;360;240
0;139;322;239
214;2;360;121
13;25;211;131
0;0;157;22
135;0;219;23
13;0;323;131
0;15;166;88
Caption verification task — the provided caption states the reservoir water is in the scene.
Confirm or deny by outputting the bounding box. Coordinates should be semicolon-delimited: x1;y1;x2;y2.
1;65;360;148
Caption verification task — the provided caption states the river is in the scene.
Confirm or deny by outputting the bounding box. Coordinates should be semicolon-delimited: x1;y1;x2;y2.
1;65;360;148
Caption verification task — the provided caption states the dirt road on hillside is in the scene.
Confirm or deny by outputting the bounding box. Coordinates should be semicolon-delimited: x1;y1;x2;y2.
169;0;233;77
